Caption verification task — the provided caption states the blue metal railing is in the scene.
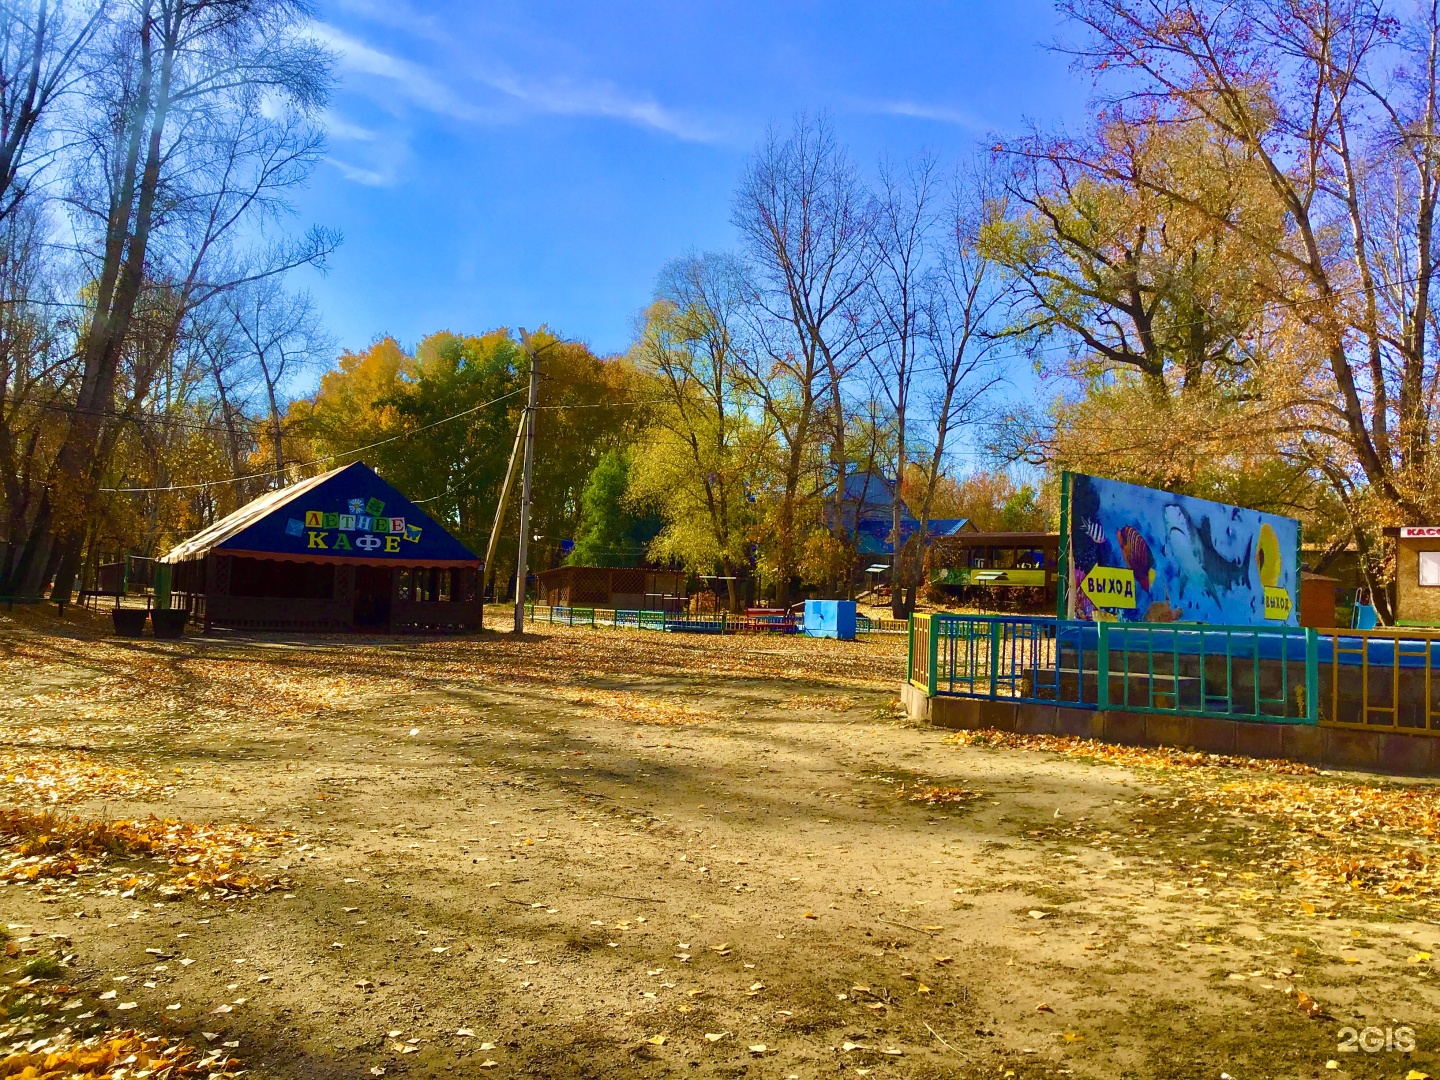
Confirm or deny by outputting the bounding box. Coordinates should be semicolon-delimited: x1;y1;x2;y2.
926;613;1093;709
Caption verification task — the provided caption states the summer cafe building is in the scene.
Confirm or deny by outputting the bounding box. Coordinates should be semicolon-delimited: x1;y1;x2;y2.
158;462;482;633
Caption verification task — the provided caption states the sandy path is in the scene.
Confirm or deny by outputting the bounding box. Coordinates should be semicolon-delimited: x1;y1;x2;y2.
0;609;1436;1078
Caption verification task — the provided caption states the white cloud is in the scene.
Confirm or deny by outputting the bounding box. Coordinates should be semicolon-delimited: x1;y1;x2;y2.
329;157;398;186
310;20;714;141
475;68;716;142
324;112;380;143
861;99;990;132
310;23;489;122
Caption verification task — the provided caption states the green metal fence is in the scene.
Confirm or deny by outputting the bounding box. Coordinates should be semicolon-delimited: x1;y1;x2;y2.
909;613;1319;725
1096;622;1316;723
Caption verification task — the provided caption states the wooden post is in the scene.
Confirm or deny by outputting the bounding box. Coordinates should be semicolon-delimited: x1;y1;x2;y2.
482;408;527;601
514;330;540;634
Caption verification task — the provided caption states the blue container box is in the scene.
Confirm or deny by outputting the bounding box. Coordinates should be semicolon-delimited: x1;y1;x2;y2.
803;599;857;640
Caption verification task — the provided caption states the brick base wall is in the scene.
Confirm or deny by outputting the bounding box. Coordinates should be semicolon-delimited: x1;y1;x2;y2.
899;683;1440;776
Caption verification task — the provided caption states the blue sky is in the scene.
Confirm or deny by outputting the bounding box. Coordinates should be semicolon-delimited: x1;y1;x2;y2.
295;1;1093;362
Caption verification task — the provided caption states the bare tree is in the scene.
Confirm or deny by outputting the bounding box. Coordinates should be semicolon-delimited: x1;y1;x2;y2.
0;0;104;224
732;114;872;602
907;166;1008;608
223;279;332;483
864;153;939;616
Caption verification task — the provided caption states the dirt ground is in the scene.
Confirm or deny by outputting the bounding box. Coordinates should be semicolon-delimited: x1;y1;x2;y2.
0;605;1437;1080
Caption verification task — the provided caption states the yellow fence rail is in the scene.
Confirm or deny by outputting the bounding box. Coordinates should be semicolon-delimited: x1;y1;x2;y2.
1317;627;1440;736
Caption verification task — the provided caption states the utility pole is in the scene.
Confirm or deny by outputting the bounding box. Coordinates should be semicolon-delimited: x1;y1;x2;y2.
513;329;541;634
482;408;526;602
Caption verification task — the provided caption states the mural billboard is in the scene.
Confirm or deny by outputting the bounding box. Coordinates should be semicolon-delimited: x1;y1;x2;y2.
1063;473;1300;626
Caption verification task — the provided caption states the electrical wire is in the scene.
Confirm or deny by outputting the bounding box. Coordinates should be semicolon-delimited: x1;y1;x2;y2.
99;386;528;493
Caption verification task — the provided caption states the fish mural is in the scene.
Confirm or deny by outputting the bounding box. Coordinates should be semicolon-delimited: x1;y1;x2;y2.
1161;503;1252;603
1117;525;1156;592
1064;474;1299;626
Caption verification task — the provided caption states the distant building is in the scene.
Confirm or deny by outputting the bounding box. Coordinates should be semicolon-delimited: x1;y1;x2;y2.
159;461;482;634
834;470;974;566
534;566;687;612
925;531;1061;611
1387;526;1440;626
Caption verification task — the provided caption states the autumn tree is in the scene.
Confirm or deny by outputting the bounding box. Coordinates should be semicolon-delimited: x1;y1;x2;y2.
3;0;336;600
627;254;766;609
1047;0;1440;617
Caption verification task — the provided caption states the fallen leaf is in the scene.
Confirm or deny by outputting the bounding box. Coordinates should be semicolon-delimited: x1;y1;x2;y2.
1064;1032;1084;1043
456;1028;474;1037
1028;910;1051;920
704;1032;727;1042
748;1044;768;1054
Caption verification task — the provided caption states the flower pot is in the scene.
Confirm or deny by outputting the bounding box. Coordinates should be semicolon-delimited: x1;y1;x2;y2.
151;609;188;639
111;608;148;637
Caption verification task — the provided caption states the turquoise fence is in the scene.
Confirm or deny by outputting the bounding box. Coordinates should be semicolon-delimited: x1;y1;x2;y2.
537;604;904;637
910;613;1319;725
1096;622;1315;723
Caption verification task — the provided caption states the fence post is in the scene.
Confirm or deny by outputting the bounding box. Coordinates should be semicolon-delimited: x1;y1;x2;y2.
907;616;915;685
1304;628;1319;724
928;617;939;698
988;619;1001;697
1096;622;1110;710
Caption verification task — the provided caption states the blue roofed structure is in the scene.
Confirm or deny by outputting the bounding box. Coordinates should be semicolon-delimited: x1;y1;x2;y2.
158;462;482;635
834;469;974;557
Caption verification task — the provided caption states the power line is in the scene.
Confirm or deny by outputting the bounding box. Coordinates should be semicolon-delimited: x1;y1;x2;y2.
100;386;529;494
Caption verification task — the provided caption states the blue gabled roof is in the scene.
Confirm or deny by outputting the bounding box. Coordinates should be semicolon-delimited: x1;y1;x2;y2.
161;461;479;566
854;517;974;555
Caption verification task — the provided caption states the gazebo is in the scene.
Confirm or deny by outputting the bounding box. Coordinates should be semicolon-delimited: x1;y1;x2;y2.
158;461;482;634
